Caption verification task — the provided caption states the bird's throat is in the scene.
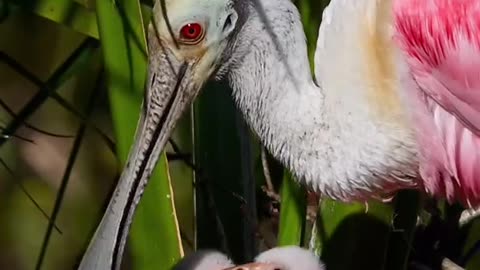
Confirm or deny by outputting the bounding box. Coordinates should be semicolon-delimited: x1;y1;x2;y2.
226;0;332;190
225;0;419;201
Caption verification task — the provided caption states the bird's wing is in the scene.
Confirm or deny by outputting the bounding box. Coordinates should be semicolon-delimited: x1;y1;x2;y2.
313;0;406;118
394;0;480;206
312;0;421;199
394;0;480;135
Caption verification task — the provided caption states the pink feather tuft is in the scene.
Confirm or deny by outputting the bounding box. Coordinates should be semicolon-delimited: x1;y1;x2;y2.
394;0;480;206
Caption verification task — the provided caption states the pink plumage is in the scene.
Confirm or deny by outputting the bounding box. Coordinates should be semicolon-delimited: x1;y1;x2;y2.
394;0;480;207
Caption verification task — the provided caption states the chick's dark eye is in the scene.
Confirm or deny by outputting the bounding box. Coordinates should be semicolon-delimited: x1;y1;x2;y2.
179;23;204;44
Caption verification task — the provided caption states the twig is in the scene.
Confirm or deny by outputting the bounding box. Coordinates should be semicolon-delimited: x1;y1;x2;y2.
0;98;73;138
167;139;248;205
0;158;62;234
0;48;116;153
260;147;280;202
0;125;35;143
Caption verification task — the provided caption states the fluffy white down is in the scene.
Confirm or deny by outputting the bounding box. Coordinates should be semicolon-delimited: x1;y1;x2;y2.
173;250;234;270
255;246;325;270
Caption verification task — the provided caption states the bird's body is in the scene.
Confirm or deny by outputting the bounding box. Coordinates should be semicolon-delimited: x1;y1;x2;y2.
230;0;419;202
79;0;480;268
394;0;480;206
230;0;480;205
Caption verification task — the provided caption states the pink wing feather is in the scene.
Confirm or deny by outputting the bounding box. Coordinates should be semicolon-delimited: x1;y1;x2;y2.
394;0;480;206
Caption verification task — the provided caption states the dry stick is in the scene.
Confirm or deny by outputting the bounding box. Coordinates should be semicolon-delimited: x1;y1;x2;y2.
0;98;73;138
0;125;35;143
260;147;280;202
239;198;276;250
261;147;273;191
168;140;276;255
48;92;116;153
168;139;247;204
0;122;61;233
258;148;282;249
34;71;99;270
0;51;116;153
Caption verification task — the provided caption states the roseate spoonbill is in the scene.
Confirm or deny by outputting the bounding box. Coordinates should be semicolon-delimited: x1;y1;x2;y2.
394;0;480;207
79;0;480;269
172;246;325;270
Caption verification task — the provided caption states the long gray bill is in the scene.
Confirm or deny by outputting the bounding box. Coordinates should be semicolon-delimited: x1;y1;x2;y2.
78;24;197;270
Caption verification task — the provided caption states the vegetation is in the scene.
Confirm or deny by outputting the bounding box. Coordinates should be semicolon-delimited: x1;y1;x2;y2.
0;0;478;269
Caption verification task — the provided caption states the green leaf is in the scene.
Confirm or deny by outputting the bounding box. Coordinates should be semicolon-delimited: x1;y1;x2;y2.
10;0;152;40
277;172;306;246
194;81;258;262
0;38;98;149
35;63;101;270
11;0;99;38
94;0;182;268
314;199;393;270
131;154;184;269
309;192;420;270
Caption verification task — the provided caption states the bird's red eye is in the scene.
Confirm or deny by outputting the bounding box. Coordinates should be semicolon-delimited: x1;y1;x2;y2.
179;23;204;44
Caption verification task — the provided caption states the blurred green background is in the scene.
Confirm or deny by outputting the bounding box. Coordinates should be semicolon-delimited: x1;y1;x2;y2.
0;0;479;270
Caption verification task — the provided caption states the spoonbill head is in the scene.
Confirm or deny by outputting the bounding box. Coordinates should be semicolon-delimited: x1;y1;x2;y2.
145;0;240;146
78;1;242;269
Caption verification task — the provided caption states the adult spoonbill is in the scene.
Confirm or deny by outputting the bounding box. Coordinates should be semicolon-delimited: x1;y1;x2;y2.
172;246;325;270
79;0;480;269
